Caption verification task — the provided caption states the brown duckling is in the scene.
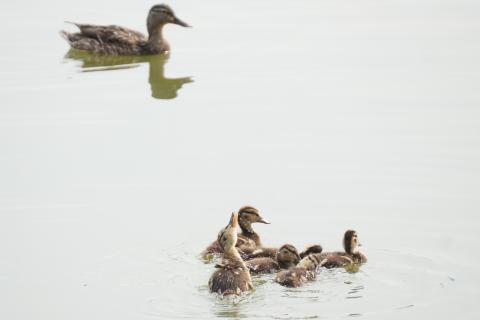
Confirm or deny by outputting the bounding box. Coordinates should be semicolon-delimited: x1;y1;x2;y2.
274;253;324;288
299;244;323;259
61;4;190;55
317;229;367;268
246;244;301;274
203;206;270;259
208;212;253;295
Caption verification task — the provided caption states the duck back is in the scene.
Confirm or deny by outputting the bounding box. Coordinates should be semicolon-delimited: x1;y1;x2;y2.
209;260;252;295
246;257;279;274
275;267;316;288
61;23;151;55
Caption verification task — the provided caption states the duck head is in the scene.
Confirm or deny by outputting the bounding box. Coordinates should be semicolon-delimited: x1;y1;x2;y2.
276;244;301;269
217;212;238;252
147;4;190;34
343;230;361;255
237;206;270;233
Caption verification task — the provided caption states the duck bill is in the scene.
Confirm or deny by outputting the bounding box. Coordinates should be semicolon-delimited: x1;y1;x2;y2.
256;216;270;224
228;212;238;228
173;16;191;27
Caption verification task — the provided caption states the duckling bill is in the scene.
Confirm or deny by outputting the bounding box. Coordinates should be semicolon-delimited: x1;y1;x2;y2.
61;4;190;55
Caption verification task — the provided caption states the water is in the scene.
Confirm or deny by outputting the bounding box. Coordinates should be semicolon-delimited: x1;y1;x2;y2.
1;0;480;319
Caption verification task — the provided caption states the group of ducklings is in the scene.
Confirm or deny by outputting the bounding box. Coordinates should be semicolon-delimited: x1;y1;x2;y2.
203;206;367;295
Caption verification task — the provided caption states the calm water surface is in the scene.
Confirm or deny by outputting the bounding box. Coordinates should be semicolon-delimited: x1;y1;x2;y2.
1;0;479;319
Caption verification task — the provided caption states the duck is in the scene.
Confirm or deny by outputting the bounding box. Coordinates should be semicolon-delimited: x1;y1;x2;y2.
208;212;253;295
299;244;323;259
60;4;190;55
203;206;270;259
246;244;301;274
316;229;367;268
274;252;324;288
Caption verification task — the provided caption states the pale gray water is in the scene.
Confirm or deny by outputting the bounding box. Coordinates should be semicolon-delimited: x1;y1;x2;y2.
1;0;480;319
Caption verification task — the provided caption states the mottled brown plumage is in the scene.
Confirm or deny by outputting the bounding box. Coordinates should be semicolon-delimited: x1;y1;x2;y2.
203;206;270;259
275;253;323;287
208;212;253;295
320;255;353;268
60;4;190;55
299;244;323;259
244;246;279;260
275;267;317;288
246;244;301;274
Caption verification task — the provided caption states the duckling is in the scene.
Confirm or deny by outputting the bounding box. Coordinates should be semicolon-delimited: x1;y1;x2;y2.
203;206;270;258
208;212;253;295
274;253;324;288
246;244;301;274
317;229;367;268
299;244;323;259
60;4;190;55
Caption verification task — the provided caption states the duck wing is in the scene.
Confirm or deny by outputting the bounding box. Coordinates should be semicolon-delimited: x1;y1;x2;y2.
245;247;278;259
246;257;279;273
67;22;147;45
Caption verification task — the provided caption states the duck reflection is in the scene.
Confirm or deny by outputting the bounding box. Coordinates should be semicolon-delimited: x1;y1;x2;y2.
64;49;193;99
212;301;246;319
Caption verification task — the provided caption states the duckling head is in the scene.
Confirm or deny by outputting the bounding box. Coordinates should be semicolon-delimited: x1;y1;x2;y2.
147;4;190;34
217;212;239;251
276;244;301;269
237;206;270;233
343;230;361;254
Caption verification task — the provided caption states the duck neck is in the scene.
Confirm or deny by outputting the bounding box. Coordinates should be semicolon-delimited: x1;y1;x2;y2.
239;221;262;246
224;247;247;268
345;242;358;255
148;25;170;53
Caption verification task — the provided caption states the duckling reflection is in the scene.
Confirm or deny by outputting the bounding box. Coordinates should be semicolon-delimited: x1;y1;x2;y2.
64;49;192;99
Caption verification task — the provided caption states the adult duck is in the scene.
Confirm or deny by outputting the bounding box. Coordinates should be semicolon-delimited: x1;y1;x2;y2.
61;4;190;55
